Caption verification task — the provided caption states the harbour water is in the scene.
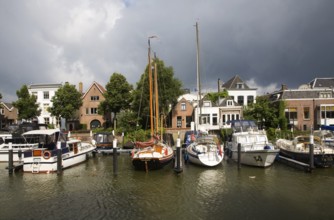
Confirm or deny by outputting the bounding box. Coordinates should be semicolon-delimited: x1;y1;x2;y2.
1;154;334;220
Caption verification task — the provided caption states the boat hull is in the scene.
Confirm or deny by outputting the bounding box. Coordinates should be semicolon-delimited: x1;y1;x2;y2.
131;145;174;171
186;146;223;167
23;144;95;173
227;149;279;167
279;148;334;168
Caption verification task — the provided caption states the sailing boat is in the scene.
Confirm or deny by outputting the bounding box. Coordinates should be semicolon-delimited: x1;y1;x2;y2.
131;37;174;171
185;22;224;167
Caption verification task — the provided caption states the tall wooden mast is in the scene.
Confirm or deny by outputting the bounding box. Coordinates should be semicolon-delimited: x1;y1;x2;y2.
154;56;159;134
148;37;154;136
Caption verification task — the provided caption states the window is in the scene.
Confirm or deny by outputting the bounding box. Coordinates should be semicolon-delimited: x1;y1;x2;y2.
236;83;244;89
321;106;334;119
285;108;297;120
303;124;307;131
203;101;211;107
43;103;49;113
56;117;60;126
43;91;49;99
91;96;99;101
181;102;186;111
177;116;182;128
227;100;233;106
247;96;254;105
186;116;192;128
90;108;98;114
44;117;50;124
212;114;217;125
86;108;89;114
320;92;332;98
303;107;310;120
237;96;244;105
202;114;210;124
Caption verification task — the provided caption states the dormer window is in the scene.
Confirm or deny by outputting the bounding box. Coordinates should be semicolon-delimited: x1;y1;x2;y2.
227;100;233;106
203;101;211;107
319;92;332;98
236;83;244;89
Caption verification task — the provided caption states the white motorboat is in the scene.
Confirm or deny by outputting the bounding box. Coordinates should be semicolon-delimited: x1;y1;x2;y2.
186;134;224;167
0;132;38;162
22;129;96;173
225;120;279;167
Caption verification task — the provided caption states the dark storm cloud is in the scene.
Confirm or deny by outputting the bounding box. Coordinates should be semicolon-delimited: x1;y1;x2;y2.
1;0;334;101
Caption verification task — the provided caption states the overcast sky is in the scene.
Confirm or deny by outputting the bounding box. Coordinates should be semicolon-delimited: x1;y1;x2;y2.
1;0;334;102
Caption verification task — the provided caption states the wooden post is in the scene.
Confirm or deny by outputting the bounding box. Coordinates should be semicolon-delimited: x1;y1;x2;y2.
174;133;183;173
309;134;314;171
8;142;13;175
237;143;241;170
57;141;63;175
113;139;118;175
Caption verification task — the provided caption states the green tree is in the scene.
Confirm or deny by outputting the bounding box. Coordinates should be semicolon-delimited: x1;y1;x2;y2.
49;82;82;122
204;90;228;104
132;58;183;129
98;72;133;127
12;85;41;121
115;110;139;133
243;95;277;129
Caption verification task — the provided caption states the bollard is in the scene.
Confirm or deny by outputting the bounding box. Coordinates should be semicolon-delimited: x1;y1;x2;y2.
57;141;63;175
8;142;13;175
309;134;314;171
113;139;118;175
237;143;241;170
174;134;183;173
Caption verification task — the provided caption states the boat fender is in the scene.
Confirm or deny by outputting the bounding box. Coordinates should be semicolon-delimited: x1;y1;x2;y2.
226;149;232;158
184;151;189;163
43;151;51;160
264;145;271;150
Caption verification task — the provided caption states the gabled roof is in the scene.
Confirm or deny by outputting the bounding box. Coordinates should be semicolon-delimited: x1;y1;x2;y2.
309;77;334;89
269;89;334;100
218;98;241;107
81;81;106;99
222;75;250;90
0;102;14;111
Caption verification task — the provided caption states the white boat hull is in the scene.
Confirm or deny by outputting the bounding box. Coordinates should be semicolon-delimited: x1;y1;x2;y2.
228;149;279;167
23;143;95;173
186;142;224;167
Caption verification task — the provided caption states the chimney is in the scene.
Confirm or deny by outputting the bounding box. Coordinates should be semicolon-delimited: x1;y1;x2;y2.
281;84;287;91
79;82;83;94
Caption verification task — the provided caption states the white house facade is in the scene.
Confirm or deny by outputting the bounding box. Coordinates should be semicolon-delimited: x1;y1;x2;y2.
28;83;62;127
218;75;257;106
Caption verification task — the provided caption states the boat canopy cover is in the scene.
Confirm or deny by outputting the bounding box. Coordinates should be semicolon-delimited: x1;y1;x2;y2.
227;120;257;132
321;125;334;131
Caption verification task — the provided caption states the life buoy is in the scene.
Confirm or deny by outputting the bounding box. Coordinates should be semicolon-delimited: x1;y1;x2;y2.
43;151;51;160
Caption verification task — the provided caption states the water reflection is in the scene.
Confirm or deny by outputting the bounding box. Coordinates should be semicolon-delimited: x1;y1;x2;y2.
1;155;334;219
